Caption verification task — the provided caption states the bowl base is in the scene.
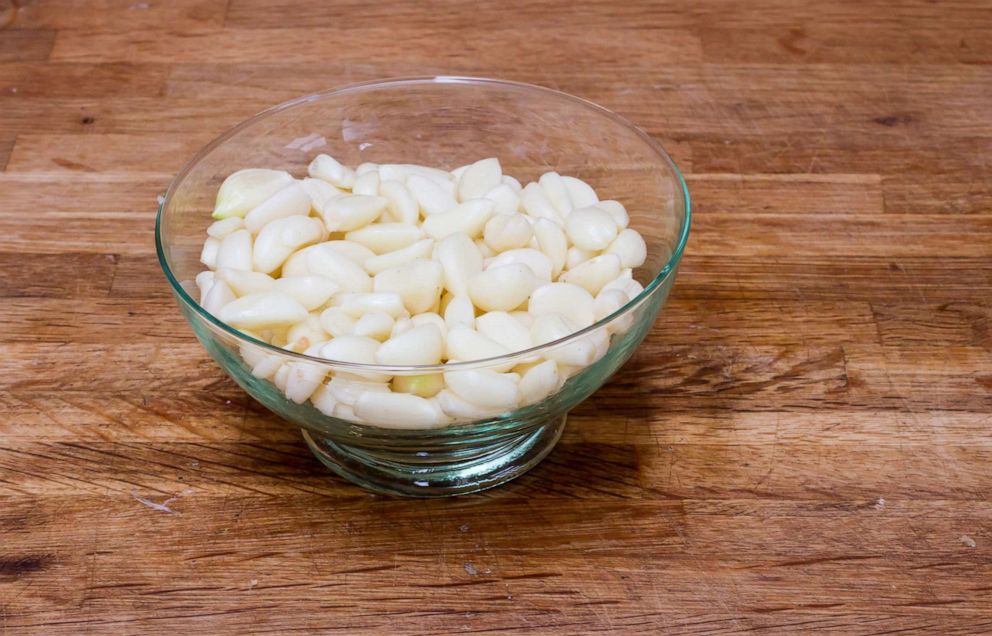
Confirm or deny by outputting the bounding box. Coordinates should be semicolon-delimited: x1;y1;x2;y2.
301;415;566;497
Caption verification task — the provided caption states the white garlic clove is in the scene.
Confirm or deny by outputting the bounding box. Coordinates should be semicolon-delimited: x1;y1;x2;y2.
206;216;245;240
445;325;512;368
213;168;293;220
218;291;309;329
476;311;533;352
345;222;424;254
533;218;568;278
354;391;447;429
485;247;552;283
200;237;221;270
215;229;253;272
244;181;311;234
422;198;494;240
216;268;275;296
301;177;345;211
520;182;560;222
318;306;357;337
519;359;562;405
483;183;521;215
391;373;445;398
457;157;502;202
352;311;395;341
565;246;597;270
562;176;599;209
202;279;236;315
363;238;434;276
483;213;533;253
468;264;537;312
373;259;443;315
565;205;619;251
252;216;323;274
273;275;339;311
305;243;373;293
560;253;623;296
596;199;629;230
375;324;444;366
436;232;483;296
436;389;494;421
444;368;520;410
538;171;573;216
407;174;457;216
195;270;215;303
333;291;408;319
308;153;356;189
605;228;647;269
351;169;380;196
379;179;419;224
529;282;595;328
320;194;388;232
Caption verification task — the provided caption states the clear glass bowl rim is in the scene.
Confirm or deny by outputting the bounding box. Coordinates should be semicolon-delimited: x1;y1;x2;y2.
155;75;692;373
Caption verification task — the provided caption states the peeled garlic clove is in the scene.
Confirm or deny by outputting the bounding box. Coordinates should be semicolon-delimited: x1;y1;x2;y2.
354;391;446;429
375;324;444;365
483;213;533;253
219;291;308;329
284;343;329;404
373;259;443;315
195;271;215;303
379;163;453;184
560;253;622;296
445;325;511;364
521;182;559;222
286;314;328;351
476;239;496;258
595;288;634;334
443;295;475;331
530;312;577;346
310;383;338;416
207;216;244;239
519;359;561;405
408;174;457;216
484;183;521;215
511;310;534;328
334;291;407;319
356;162;378;175
252;216;323;274
250;352;284;381
411;311;446;334
213;168;293;219
380;179;419;224
200;237;220;269
565;246;597;270
351;169;380;196
443;368;519;411
352;311;395;341
468;264;537;312
325;376;390;406
562;176;599;209
392;373;445;398
305;244;372;293
273;275;339;311
596;200;629;230
364;238;434;276
565;205;619;251
391;316;414;338
319;306;357;337
202;279;236;315
345;222;423;254
215;229;253;272
244;181;311;234
437;389;493;420
216;268;275;296
444;369;520;410
502;175;522;191
476;311;533;352
315;240;376;267
301;177;345;211
529;282;595;328
533;218;567;278
422;198;494;240
320;195;388;232
308;153;355;189
539;171;572;216
457;157;502;202
486;248;552;283
272;364;291;392
605;228;647;268
601;271;644;299
436;232;483;296
548;327;609;367
318;334;380;364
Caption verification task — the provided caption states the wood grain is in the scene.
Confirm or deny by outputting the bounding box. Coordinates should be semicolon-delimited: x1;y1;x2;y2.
2;0;991;633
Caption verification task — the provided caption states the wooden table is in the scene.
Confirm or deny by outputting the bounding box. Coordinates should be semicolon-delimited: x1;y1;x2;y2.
2;1;991;633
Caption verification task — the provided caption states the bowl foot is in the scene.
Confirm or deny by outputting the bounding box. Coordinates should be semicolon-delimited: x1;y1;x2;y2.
302;415;567;497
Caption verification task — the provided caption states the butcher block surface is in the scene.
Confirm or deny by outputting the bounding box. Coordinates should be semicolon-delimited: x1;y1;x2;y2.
1;1;991;633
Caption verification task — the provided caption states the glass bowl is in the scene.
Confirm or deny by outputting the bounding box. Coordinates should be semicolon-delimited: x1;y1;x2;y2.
156;77;690;497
